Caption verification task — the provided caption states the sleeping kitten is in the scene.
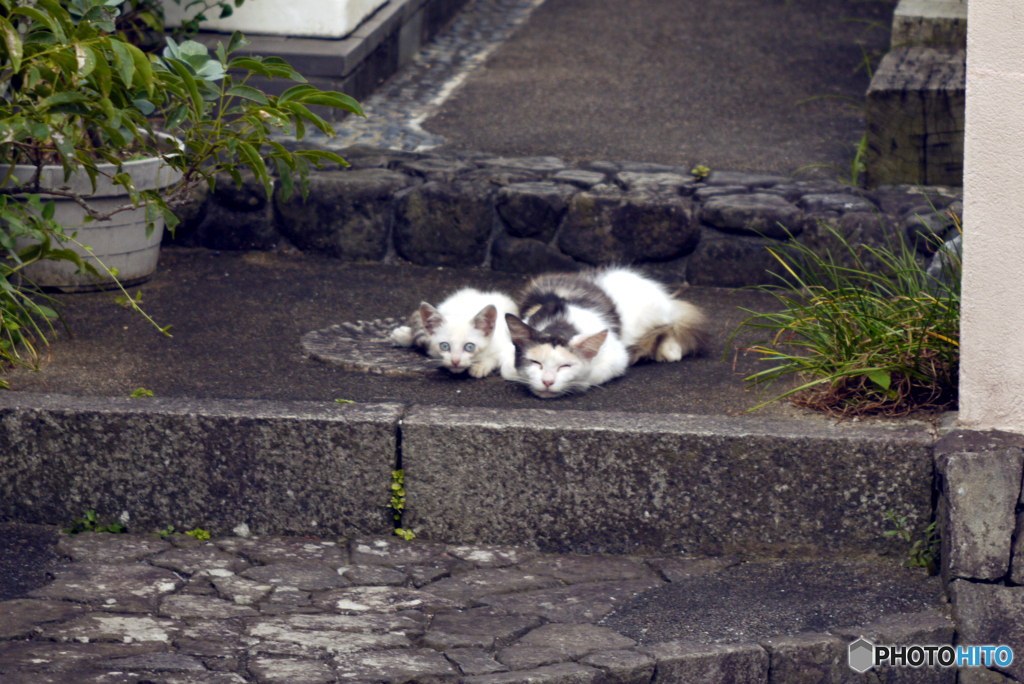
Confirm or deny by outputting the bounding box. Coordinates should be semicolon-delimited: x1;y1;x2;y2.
391;288;519;378
505;268;707;397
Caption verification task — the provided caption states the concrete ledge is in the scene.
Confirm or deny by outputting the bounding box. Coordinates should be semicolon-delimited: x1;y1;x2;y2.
400;406;935;555
0;393;401;537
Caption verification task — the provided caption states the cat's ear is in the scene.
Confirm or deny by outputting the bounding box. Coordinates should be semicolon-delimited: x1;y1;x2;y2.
419;302;444;335
573;330;608;360
505;314;534;347
473;305;498;337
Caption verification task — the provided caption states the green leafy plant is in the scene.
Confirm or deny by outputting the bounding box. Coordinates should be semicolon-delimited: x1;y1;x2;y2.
884;509;939;575
390;469;414;540
0;0;363;385
130;387;154;397
156;524;210;539
690;164;710;181
729;220;960;417
64;509;128;534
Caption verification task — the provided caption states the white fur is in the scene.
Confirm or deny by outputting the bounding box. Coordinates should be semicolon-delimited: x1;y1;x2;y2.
595;268;679;347
391;288;519;377
509;267;707;398
514;305;630;398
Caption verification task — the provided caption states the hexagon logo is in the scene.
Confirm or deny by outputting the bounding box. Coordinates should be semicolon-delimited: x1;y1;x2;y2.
848;638;875;673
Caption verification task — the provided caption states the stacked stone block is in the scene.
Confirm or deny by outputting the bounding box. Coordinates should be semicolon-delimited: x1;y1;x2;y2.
168;147;962;288
935;430;1024;684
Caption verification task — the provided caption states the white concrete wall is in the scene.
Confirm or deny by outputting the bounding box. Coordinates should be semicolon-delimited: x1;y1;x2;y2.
959;0;1024;432
163;0;389;39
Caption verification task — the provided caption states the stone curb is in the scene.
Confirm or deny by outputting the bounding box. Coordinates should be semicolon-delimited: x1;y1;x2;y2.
0;393;401;538
0;392;933;557
0;531;953;684
169;147;963;288
935;430;1024;683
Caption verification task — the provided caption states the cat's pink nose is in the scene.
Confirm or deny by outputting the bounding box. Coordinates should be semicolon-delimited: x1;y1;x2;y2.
451;358;461;367
543;379;554;388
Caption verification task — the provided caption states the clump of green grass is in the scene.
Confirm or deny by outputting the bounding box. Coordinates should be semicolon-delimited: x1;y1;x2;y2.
730;220;960;417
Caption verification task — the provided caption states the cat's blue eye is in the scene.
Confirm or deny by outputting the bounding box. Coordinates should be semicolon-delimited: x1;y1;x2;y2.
464;343;475;352
440;342;450;351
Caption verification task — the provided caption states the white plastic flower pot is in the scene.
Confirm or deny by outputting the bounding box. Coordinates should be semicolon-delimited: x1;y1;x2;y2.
10;154;183;292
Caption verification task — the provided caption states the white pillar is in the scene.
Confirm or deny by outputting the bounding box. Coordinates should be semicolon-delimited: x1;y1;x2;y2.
959;0;1024;432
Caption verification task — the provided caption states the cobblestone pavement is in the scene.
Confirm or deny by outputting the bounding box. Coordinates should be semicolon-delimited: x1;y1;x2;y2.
0;532;948;684
275;0;547;154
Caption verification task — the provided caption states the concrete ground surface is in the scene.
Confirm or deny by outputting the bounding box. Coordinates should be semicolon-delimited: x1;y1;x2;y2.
8;248;813;418
0;0;952;679
422;0;896;177
0;532;949;684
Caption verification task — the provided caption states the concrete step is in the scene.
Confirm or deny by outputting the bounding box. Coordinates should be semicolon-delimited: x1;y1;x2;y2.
892;0;967;49
193;0;471;121
0;531;952;684
865;45;965;187
865;0;967;187
0;393;935;558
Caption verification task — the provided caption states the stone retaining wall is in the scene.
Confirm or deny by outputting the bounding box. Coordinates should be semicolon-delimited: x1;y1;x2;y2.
168;146;963;287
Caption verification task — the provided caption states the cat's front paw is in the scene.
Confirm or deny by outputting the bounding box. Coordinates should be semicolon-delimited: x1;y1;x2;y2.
390;326;414;347
469;360;497;378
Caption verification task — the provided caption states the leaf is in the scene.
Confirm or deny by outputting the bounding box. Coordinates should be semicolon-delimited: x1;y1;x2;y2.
334;398;355;404
278;101;332;135
867;369;891;391
75;43;97;79
130;387;154;398
166;58;203;120
274;157;294;201
226;85;269;105
36;91;88;111
235;140;268;191
12;6;65;43
226;56;271;78
278;84;317;103
0;16;23;73
124;42;153;94
226;30;247;55
90;46;112;96
109;39;135;89
299;91;365;117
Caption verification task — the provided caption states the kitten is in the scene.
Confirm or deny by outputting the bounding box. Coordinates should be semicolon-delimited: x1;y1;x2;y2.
505;268;708;398
391;288;519;378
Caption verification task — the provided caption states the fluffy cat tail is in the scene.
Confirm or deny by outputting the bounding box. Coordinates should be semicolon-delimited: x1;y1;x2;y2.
629;299;709;364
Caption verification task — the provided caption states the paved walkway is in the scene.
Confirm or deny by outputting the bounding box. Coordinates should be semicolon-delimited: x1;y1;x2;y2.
0;532;947;684
297;0;896;178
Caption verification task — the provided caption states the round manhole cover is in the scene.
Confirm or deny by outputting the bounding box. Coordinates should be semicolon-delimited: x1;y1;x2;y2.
301;318;436;376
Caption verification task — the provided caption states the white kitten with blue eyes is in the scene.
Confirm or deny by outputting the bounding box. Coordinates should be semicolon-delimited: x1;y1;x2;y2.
390;288;519;378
